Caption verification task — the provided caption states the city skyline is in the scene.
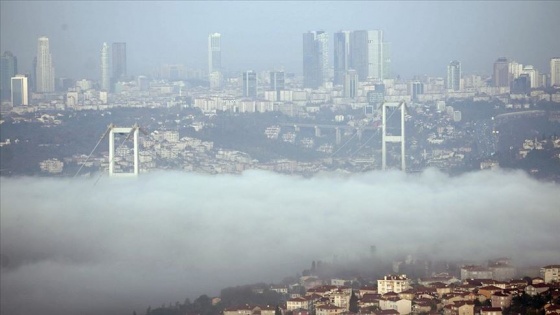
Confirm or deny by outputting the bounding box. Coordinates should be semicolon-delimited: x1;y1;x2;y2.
1;1;559;80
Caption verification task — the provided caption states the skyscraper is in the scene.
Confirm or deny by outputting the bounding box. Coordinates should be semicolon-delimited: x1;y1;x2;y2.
208;33;221;75
1;51;17;101
551;57;560;87
344;69;358;99
334;31;350;86
100;43;110;91
270;71;285;100
493;57;510;88
112;42;127;82
410;81;424;101
36;36;55;93
242;70;257;98
303;31;327;89
447;60;461;91
11;75;28;106
349;30;387;81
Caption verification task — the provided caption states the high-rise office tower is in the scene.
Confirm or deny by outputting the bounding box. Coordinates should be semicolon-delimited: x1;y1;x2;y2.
410;81;424;101
350;30;387;81
100;43;110;91
112;42;127;82
208;33;222;75
383;42;391;80
270;71;285;99
344;69;358;99
334;31;350;86
1;51;17;101
493;57;510;88
36;36;55;93
551;57;560;87
447;60;461;91
242;70;257;98
303;31;327;89
11;75;28;106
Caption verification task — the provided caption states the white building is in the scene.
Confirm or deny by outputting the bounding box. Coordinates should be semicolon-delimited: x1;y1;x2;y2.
10;75;28;106
540;265;560;283
39;158;64;173
36;36;55;93
377;275;411;294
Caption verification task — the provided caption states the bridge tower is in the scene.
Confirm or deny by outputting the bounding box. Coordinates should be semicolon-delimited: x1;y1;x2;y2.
381;101;406;171
108;123;140;176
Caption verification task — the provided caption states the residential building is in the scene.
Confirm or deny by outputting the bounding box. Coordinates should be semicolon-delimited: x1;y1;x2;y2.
1;51;17;100
540;265;560;283
36;36;55;93
377;275;412;294
379;298;411;315
287;297;310;311
460;265;493;280
315;304;344;315
491;292;512;308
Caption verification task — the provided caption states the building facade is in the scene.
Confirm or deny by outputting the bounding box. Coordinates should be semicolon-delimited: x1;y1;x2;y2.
333;31;350;86
243;70;257;98
11;75;28;106
540;265;560;283
208;33;222;75
550;57;560;87
344;69;358;99
447;60;461;91
377;275;412;294
270;71;285;100
349;30;388;81
493;57;509;88
100;42;110;91
303;31;328;89
1;51;17;101
36;36;55;93
112;42;127;82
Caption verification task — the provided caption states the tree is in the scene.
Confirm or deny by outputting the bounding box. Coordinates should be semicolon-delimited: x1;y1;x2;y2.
349;291;359;313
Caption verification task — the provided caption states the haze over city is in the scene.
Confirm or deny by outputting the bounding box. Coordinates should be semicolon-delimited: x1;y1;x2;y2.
1;1;559;79
1;1;560;315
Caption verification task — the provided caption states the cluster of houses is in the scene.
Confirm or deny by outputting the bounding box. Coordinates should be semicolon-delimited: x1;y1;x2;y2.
222;265;560;315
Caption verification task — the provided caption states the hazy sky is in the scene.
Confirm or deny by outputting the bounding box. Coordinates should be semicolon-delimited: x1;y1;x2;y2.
1;169;559;315
1;1;559;80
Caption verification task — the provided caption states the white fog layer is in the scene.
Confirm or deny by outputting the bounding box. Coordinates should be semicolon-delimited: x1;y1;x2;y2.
1;169;559;315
